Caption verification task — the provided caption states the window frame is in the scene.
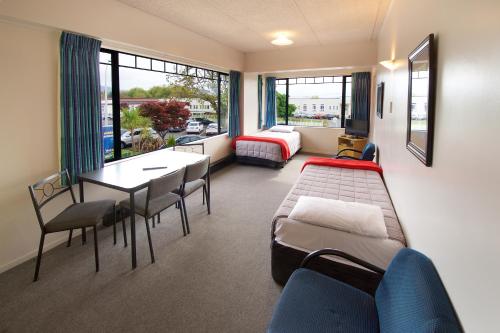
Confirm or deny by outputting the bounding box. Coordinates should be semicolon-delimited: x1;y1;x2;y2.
100;48;229;163
276;75;352;128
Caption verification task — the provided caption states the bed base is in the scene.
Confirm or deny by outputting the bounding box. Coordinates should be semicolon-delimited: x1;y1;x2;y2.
236;156;285;169
271;241;382;295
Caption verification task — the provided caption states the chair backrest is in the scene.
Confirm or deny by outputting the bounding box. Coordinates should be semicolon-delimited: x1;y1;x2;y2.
361;143;376;161
147;167;186;201
28;170;76;230
375;248;462;332
184;157;210;183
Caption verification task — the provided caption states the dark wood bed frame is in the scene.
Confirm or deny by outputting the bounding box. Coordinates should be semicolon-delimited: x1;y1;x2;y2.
236;156;286;169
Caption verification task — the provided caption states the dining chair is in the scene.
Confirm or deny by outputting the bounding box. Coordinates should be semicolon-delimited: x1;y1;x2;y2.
174;157;211;234
28;170;117;281
119;167;186;263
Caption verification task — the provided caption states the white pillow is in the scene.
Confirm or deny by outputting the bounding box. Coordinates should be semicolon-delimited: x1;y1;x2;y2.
288;196;388;239
269;125;294;133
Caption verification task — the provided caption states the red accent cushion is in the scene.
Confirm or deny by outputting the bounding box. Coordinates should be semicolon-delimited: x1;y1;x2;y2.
301;157;383;176
232;136;291;160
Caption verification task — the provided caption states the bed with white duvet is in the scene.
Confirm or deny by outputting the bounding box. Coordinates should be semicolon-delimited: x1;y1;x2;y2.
234;125;301;168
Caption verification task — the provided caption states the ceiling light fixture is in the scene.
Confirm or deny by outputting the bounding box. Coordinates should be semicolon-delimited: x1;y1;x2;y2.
271;35;293;46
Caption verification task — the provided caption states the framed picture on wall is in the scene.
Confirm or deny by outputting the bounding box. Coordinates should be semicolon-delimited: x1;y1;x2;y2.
406;34;437;167
376;82;384;119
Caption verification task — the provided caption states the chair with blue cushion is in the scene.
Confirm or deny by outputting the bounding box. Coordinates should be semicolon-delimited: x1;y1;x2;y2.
335;142;376;161
267;248;462;333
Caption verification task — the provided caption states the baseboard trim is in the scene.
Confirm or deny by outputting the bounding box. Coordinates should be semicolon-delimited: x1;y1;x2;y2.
0;229;82;274
210;153;235;174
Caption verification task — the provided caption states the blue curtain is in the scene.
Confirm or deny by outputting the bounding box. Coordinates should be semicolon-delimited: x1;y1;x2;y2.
257;75;263;129
228;70;241;138
60;32;103;183
351;72;371;122
265;77;277;128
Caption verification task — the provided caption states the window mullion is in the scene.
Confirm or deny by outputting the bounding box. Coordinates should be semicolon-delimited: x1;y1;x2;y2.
217;73;222;134
285;78;289;125
111;50;121;160
341;76;346;128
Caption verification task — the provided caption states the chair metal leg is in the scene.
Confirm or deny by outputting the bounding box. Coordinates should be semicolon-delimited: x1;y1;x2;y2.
207;172;211;215
145;218;155;263
181;197;190;234
178;201;187;236
152;215;156;228
121;211;128;247
33;232;45;282
67;229;73;247
202;186;206;205
157;214;160;224
82;227;86;245
93;226;99;272
113;206;117;245
204;185;211;215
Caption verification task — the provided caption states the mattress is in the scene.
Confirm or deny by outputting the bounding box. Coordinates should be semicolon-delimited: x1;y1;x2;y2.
272;164;405;269
235;130;301;162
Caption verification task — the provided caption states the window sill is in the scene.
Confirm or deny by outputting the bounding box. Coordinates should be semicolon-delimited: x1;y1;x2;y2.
104;133;229;166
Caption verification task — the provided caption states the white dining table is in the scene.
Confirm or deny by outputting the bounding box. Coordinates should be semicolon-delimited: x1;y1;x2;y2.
78;149;207;269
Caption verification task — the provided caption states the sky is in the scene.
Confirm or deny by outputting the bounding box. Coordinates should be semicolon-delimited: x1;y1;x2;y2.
101;63;353;98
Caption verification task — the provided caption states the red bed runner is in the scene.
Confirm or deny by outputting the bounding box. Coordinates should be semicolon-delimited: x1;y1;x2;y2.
231;136;291;160
301;157;383;176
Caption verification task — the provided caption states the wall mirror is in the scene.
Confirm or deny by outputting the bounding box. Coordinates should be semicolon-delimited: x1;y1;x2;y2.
407;34;436;166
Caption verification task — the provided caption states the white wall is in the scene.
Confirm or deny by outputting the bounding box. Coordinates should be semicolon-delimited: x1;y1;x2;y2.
374;0;500;331
0;0;244;71
0;0;244;272
294;127;344;155
242;73;259;135
245;40;376;73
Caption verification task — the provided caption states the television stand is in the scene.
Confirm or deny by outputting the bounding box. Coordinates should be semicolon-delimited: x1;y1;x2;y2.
337;135;368;159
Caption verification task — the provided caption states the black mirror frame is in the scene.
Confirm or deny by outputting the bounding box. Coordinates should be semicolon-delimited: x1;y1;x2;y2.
406;34;437;167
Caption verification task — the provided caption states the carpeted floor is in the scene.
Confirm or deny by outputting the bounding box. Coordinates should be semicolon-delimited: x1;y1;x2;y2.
0;154;312;333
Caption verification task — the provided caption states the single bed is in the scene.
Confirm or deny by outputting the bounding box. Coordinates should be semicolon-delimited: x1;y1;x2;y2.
271;160;406;294
233;127;301;168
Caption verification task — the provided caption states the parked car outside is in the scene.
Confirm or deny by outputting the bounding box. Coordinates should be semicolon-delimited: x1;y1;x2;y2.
205;123;218;136
175;135;204;145
186;121;204;134
168;124;186;132
120;128;159;148
194;118;214;126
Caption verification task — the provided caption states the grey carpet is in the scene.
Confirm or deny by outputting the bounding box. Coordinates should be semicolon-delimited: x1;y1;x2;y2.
0;154;312;333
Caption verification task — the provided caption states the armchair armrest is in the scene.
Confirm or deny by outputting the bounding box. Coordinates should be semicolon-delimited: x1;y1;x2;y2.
335;148;363;156
335;155;359;160
300;248;385;275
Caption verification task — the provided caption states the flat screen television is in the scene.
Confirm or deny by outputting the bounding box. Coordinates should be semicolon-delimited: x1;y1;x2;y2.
345;118;369;137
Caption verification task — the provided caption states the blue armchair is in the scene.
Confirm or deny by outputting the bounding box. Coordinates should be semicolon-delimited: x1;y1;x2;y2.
267;248;462;333
335;142;376;161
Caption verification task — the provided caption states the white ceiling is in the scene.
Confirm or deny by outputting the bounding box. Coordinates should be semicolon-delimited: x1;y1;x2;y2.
118;0;391;53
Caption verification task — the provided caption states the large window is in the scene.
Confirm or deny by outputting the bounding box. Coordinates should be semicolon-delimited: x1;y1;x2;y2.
276;76;351;128
99;49;229;162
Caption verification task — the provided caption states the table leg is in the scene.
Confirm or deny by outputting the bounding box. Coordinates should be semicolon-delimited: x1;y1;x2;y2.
130;191;137;269
79;179;86;244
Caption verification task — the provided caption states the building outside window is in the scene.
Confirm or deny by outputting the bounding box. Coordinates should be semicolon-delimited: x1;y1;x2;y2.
99;49;229;162
275;75;351;128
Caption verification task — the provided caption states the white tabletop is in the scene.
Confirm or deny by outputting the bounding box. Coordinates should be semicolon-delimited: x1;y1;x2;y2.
79;149;207;192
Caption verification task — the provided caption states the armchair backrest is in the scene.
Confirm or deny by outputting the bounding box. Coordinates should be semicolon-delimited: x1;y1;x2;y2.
361;143;376;161
375;248;462;332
